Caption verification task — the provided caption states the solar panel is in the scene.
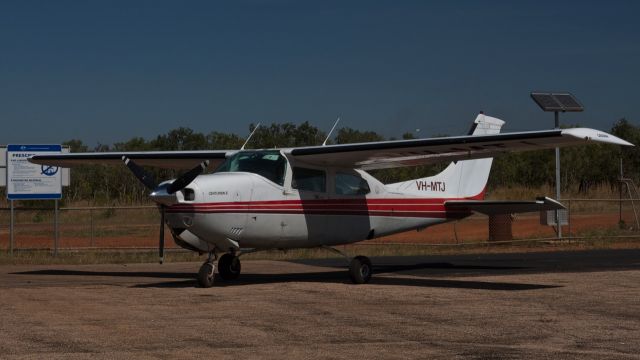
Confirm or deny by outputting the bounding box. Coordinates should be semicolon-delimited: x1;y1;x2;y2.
553;94;583;111
531;93;563;111
530;92;584;112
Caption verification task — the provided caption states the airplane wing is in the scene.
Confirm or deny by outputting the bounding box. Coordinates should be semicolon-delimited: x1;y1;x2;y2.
28;150;234;169
445;197;564;215
287;128;633;170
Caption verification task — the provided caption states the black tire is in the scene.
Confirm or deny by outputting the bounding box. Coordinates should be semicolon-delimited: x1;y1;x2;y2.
218;254;241;281
349;256;372;284
197;262;215;288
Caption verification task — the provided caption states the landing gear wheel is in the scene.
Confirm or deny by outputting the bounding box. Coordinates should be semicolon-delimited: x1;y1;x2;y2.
349;256;372;284
197;262;216;288
218;254;241;281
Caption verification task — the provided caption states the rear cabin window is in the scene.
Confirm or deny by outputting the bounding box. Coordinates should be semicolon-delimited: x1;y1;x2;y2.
292;167;326;192
213;151;287;186
335;172;370;195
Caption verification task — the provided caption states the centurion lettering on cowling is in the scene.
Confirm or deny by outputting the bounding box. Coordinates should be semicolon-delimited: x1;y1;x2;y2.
415;180;446;192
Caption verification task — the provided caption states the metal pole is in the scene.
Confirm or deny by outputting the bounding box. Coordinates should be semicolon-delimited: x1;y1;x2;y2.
9;200;14;256
567;199;571;238
90;208;94;247
54;199;59;256
555;111;562;239
619;157;623;228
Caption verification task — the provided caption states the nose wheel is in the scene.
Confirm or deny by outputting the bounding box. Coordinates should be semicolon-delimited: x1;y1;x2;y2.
197;261;216;288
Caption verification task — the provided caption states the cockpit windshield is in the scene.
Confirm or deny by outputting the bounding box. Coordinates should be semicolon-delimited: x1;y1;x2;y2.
213;150;287;186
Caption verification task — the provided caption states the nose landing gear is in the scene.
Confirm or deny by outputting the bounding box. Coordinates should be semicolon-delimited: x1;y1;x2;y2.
197;252;242;287
197;252;217;288
197;263;215;288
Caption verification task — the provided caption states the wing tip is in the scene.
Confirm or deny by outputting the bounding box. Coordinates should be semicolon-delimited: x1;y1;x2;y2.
561;128;634;147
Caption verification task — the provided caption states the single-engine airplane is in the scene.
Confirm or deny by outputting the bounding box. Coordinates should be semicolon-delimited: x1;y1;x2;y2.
29;114;633;287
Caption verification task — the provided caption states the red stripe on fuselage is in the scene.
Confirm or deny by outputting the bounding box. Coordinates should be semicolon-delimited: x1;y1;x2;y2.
166;196;475;218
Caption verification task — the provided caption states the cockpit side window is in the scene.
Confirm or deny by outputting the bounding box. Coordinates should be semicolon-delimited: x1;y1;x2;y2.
214;151;286;186
292;167;326;193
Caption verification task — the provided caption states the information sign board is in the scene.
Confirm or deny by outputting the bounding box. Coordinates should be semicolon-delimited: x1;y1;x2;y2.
6;144;62;200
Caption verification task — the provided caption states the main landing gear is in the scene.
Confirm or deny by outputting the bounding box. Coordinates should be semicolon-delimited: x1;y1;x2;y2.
218;253;242;281
324;246;373;284
348;255;372;284
197;252;242;288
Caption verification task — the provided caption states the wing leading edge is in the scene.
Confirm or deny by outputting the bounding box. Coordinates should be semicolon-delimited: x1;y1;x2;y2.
287;124;632;170
29;150;232;169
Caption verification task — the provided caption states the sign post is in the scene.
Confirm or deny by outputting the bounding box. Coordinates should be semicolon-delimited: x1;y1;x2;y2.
9;200;14;256
6;145;63;255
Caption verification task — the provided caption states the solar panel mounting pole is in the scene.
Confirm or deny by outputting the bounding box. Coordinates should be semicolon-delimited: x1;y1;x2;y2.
555;111;561;238
530;92;584;240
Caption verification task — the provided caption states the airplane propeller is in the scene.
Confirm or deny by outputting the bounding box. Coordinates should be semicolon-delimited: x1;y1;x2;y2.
123;157;157;190
121;156;209;264
166;161;209;194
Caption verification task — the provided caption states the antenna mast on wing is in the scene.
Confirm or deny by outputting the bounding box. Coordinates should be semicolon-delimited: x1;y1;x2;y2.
322;116;341;146
241;123;261;150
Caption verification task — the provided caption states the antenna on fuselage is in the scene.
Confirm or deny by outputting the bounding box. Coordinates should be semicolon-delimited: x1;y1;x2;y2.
322;116;341;146
241;123;261;150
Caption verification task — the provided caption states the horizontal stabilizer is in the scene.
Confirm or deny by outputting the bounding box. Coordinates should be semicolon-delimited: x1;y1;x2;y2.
445;197;565;215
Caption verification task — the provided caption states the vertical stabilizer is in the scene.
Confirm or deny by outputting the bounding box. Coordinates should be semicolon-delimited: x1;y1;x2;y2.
387;113;505;199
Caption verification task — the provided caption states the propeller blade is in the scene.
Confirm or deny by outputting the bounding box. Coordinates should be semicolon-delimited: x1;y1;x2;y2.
167;160;209;194
122;156;157;190
159;206;165;264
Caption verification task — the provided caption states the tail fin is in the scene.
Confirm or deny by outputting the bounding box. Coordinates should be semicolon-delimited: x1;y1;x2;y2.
387;113;505;199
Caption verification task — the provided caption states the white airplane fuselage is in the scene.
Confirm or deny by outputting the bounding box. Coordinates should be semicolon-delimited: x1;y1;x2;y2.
164;160;475;253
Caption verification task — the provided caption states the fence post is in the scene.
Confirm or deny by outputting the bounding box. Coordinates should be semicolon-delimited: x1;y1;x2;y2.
567;199;572;238
90;208;94;247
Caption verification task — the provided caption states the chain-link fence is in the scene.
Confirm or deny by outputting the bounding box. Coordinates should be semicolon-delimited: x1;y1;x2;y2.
0;206;165;252
1;199;639;252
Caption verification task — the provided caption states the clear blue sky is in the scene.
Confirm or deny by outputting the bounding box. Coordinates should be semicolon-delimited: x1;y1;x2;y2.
1;0;638;146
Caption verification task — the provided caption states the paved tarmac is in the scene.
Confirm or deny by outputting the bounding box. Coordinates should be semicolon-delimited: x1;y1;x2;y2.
1;249;639;359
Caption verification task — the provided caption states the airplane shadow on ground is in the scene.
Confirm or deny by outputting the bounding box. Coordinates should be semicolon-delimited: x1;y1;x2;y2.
204;270;560;291
14;269;194;279
13;262;559;291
